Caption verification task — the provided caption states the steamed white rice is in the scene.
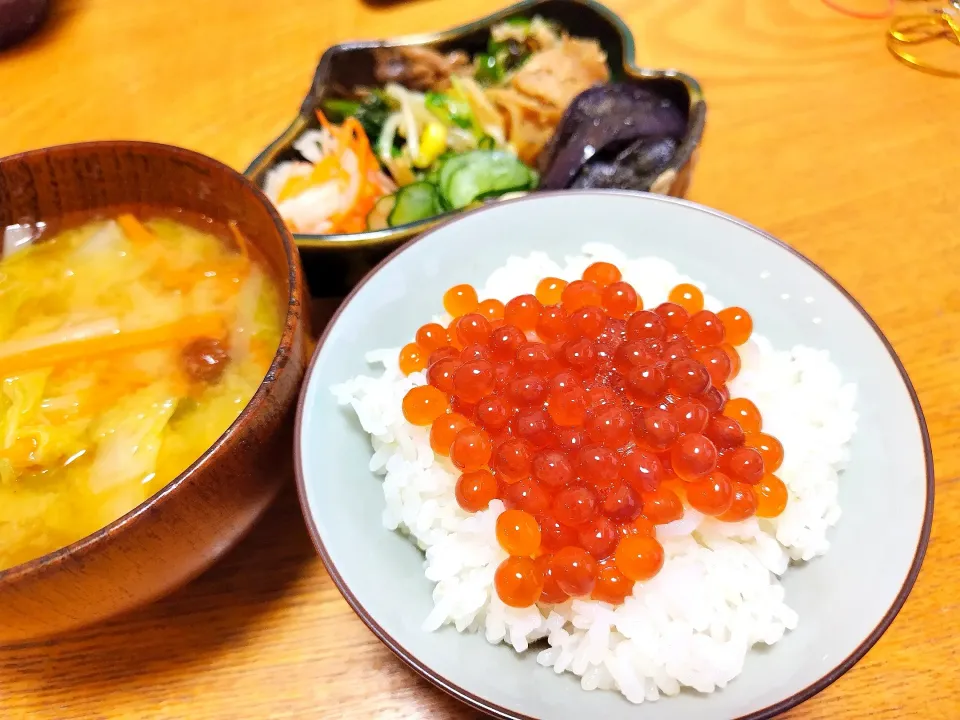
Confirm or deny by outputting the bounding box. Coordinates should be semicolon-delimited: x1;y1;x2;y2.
331;243;858;703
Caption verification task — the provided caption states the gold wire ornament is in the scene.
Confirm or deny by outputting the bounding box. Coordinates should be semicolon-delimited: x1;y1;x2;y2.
887;1;960;77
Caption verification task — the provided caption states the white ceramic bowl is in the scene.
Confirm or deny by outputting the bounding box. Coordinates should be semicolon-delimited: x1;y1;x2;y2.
295;191;933;719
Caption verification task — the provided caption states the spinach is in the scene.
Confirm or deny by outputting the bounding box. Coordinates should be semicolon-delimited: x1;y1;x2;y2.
321;92;391;139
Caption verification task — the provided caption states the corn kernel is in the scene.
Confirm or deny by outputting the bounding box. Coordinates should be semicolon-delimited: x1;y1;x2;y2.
414;122;448;168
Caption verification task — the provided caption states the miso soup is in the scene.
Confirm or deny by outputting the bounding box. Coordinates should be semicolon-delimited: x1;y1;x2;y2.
0;214;284;570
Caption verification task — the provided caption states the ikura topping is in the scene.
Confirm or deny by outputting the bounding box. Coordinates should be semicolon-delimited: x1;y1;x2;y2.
399;263;785;608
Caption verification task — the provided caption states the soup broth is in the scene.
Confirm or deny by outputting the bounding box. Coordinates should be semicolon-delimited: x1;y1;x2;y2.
0;214;284;570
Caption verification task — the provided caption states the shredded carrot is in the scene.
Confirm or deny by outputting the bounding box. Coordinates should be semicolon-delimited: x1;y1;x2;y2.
228;221;250;262
299;110;385;234
156;259;248;293
117;214;155;244
315;109;337;135
0;313;227;379
76;368;158;416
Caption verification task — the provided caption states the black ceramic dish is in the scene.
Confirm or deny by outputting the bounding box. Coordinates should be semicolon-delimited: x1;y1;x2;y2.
244;0;706;296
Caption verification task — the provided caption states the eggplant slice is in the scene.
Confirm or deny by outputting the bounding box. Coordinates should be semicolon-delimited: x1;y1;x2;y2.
537;83;687;192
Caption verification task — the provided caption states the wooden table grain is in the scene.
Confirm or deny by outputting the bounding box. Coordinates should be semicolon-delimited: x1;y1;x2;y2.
1;0;958;717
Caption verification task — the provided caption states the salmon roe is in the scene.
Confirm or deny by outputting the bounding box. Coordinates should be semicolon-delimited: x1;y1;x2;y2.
723;397;762;433
450;427;492;471
402;385;449;425
495;556;543;608
430;413;472;455
582;261;622;288
668;283;704;314
443;284;479;316
754;474;788;517
415;323;449;352
504;294;542;331
614;534;664;582
399;343;427;375
745;432;784;472
592;562;634;603
398;273;785;609
478;298;505;322
602;281;641;319
456;469;498;512
535;277;567;305
717;307;753;346
496;509;541;555
561;280;602;311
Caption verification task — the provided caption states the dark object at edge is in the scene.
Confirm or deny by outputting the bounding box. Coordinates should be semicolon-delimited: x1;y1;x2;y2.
537;83;688;192
0;0;50;50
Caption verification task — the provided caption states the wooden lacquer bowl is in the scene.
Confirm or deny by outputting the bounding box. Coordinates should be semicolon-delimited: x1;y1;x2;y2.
0;141;308;645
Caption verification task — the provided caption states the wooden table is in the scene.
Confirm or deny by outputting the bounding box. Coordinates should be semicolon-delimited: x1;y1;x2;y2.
1;0;958;717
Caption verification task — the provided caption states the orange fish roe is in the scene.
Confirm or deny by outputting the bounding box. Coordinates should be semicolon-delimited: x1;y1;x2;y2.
601;281;641;319
398;273;786;608
450;427;492;471
745;432;784;472
614;534;664;582
401;385;448;426
754;474;788;518
535;277;567;305
717;306;753;346
398;342;426;375
496;509;541;556
720;342;741;380
494;556;543;608
723;397;761;433
582;261;622;288
504;294;542;331
591;561;634;603
415;323;450;352
668;283;704;314
443;284;479;317
429;413;472;456
477;298;505;322
456;469;498;512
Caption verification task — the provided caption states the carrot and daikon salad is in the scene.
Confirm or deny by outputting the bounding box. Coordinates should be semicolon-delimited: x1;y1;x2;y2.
0;213;283;570
266;113;398;235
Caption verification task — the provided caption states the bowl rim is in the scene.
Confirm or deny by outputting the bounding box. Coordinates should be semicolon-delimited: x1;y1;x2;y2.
293;189;935;719
0;139;304;585
243;0;707;251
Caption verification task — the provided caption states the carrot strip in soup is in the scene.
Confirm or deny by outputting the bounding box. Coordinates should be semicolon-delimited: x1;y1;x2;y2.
117;214;155;244
0;314;227;378
228;221;251;262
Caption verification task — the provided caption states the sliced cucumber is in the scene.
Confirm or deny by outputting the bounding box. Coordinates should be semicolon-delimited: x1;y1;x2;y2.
366;194;396;231
437;153;474;198
387;182;444;227
440;150;537;209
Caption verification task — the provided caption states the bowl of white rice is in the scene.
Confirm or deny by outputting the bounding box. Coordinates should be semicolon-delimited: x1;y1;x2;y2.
294;191;933;719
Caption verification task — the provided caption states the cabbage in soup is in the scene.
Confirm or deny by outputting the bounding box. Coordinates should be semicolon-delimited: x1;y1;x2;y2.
0;214;283;570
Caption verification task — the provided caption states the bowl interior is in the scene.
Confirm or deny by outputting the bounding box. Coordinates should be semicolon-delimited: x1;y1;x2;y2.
297;192;930;719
